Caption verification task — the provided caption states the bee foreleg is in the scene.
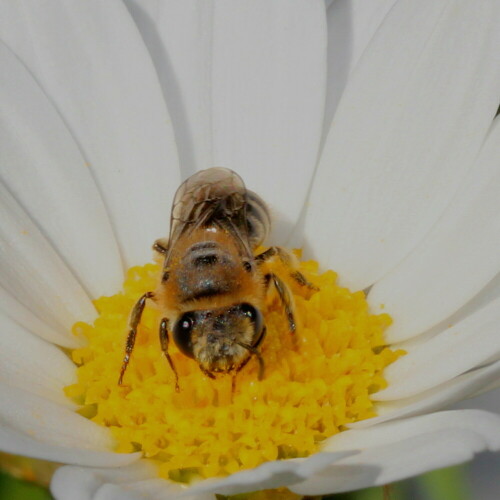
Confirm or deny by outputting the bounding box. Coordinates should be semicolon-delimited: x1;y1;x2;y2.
289;270;319;291
265;273;296;334
118;291;154;386
234;341;265;380
255;246;281;264
159;318;180;392
257;246;318;290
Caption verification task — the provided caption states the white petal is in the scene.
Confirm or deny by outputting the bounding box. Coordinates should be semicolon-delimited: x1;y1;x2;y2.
0;39;123;298
291;410;500;495
374;297;500;400
0;383;112;450
0;183;96;343
124;0;214;177
183;451;356;497
471;380;500;399
396;270;500;354
324;0;397;141
442;272;500;337
453;388;500;417
90;487;145;500
112;480;213;500
0;426;140;469
350;360;500;429
0;313;77;407
0;0;181;267
0;285;81;348
89;479;201;500
304;0;500;289
126;0;326;242
51;462;157;500
88;484;145;500
369;116;500;341
94;483;181;500
324;409;500;451
52;464;213;500
53;468;105;500
211;0;327;242
52;453;356;500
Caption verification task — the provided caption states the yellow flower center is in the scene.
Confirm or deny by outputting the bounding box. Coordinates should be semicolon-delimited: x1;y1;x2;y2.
65;252;403;482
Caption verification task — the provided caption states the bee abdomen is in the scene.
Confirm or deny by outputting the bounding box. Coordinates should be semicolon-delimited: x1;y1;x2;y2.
246;191;270;249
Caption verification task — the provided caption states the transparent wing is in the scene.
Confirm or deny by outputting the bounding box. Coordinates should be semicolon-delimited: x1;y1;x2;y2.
165;168;253;264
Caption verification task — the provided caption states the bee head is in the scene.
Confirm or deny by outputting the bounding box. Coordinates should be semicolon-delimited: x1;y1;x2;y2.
172;303;265;372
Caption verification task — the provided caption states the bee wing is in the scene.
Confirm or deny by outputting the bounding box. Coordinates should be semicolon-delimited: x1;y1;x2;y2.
165;168;253;263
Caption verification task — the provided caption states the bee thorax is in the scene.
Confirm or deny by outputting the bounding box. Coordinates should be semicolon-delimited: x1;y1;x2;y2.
175;244;240;303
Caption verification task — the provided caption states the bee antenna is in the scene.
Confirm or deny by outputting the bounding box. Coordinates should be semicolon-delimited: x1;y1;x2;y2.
233;340;265;380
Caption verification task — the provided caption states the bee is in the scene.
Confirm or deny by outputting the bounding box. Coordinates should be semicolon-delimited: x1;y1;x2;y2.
118;168;317;390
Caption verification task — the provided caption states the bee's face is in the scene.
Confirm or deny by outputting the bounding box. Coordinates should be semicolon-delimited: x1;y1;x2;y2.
172;303;264;373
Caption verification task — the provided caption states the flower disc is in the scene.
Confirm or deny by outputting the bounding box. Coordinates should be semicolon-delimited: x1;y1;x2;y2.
66;253;403;481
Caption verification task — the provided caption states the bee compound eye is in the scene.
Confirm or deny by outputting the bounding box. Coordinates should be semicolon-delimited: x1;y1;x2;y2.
173;312;195;358
240;303;264;337
180;316;193;331
241;303;256;320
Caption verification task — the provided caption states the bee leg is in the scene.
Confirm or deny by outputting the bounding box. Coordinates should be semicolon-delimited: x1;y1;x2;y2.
159;318;180;392
265;273;296;334
256;246;318;290
118;291;154;386
255;246;279;263
289;270;319;291
152;237;169;255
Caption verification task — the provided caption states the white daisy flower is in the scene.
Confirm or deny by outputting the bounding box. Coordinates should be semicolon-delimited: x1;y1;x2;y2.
0;1;499;499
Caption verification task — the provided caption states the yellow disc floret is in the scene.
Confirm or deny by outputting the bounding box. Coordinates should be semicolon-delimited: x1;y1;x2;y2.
66;253;403;481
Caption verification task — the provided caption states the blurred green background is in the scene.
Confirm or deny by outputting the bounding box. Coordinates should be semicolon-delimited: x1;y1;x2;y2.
0;463;490;500
0;470;51;500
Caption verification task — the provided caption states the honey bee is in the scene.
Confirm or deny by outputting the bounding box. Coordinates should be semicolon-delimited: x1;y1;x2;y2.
119;168;317;390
